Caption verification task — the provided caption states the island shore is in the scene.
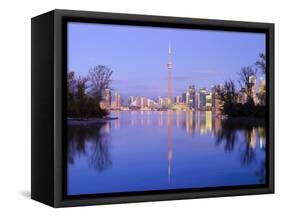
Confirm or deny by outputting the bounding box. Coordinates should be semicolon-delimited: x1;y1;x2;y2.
67;117;118;125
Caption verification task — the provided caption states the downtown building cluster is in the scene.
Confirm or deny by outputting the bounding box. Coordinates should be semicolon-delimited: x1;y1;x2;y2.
102;74;265;112
102;86;217;111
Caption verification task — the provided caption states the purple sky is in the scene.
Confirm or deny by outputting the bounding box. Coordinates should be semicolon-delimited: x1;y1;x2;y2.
67;22;265;99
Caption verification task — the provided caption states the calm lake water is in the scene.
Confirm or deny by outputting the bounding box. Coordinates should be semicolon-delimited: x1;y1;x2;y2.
67;111;266;195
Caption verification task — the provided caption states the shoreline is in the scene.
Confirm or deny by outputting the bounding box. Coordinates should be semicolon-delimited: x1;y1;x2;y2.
67;117;118;125
220;116;266;127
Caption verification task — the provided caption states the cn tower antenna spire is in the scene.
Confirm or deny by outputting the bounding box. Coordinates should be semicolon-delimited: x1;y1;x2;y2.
168;40;172;62
167;41;172;108
169;40;171;54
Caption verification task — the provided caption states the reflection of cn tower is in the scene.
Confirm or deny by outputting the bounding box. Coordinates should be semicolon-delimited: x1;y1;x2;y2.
167;42;173;182
167;111;172;183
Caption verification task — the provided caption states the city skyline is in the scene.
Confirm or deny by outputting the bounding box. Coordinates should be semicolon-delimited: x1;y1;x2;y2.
105;73;265;111
68;22;266;99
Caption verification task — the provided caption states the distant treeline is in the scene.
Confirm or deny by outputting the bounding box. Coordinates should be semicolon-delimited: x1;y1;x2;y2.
67;65;113;120
218;53;266;118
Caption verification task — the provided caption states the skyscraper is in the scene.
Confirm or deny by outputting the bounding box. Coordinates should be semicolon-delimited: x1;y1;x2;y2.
259;78;266;105
195;92;200;110
182;92;188;104
175;95;181;104
212;85;223;112
114;92;122;108
141;96;148;108
199;88;207;110
188;85;196;109
249;75;257;104
158;97;164;107
167;41;172;108
135;96;141;108
128;96;134;106
103;89;111;106
205;92;212;110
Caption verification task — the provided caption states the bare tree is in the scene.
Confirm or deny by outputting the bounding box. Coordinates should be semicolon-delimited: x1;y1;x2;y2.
238;66;257;104
67;72;78;116
88;65;113;100
67;72;76;91
217;80;237;116
255;53;266;75
75;75;89;120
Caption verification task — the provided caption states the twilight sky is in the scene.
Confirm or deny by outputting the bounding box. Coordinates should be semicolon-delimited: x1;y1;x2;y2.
68;22;265;100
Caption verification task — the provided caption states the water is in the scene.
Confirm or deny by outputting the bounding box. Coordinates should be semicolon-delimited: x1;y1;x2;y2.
67;111;266;196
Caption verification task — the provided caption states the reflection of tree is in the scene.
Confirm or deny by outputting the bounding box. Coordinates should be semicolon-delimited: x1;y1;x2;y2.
215;118;265;166
67;122;112;172
240;129;256;166
68;125;88;164
88;127;112;172
256;160;266;183
215;120;238;152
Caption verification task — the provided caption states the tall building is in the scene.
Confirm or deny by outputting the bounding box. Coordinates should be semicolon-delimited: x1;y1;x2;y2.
148;99;155;109
199;88;207;110
182;91;188;104
103;89;111;105
249;75;257;104
211;85;223;113
175;95;181;104
259;78;266;105
158;97;164;108
141;96;148;108
188;85;196;109
205;93;212;110
195;92;200;110
167;41;173;108
165;98;171;107
114;92;122;108
128;96;134;106
135;96;141;108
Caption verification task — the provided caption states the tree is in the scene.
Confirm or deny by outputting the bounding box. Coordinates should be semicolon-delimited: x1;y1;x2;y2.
67;65;113;119
67;72;77;116
75;75;89;120
238;66;257;105
255;53;266;75
255;53;266;106
88;65;113;101
218;80;238;116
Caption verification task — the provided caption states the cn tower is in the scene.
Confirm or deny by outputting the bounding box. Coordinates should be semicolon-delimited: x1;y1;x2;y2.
167;41;172;108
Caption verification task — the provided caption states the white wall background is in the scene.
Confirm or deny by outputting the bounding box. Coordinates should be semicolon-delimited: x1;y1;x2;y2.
0;0;279;216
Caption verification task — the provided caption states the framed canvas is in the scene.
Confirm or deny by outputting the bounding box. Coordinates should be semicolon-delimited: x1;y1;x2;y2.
31;9;274;207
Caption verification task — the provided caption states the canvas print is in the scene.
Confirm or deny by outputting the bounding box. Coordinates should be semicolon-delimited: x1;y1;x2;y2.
66;22;267;196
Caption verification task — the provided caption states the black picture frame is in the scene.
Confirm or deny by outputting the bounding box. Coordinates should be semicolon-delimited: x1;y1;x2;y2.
31;9;274;207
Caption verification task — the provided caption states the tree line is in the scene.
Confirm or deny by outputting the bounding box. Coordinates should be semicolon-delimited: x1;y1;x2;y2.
67;65;113;120
218;53;266;117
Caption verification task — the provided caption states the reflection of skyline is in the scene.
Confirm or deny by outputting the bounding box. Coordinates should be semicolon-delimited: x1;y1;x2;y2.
108;111;266;150
111;111;223;137
68;111;266;192
110;111;265;180
107;111;265;147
